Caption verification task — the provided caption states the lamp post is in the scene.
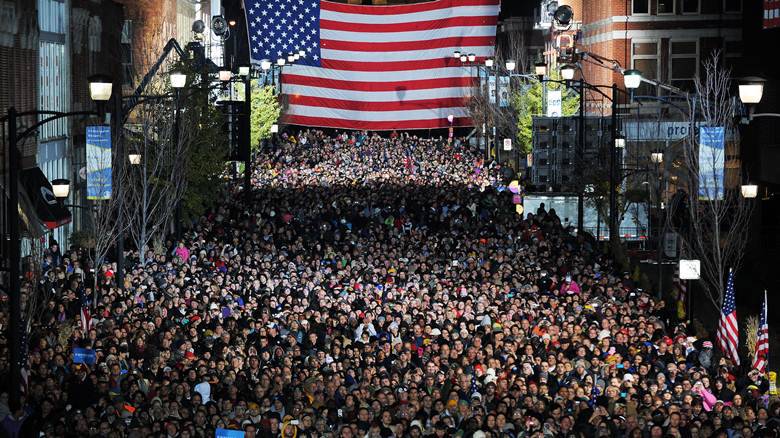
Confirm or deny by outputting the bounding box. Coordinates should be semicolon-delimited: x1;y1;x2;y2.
238;64;252;201
447;114;454;144
650;149;665;297
170;70;186;240
3;75;111;413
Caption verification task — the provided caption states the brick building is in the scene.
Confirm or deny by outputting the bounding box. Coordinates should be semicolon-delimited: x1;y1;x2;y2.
579;0;743;96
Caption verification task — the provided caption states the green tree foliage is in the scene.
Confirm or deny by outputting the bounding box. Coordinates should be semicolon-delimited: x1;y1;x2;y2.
511;71;579;154
180;91;228;219
250;81;281;151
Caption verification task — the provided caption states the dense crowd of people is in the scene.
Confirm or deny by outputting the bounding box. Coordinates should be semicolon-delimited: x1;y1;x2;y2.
1;130;777;438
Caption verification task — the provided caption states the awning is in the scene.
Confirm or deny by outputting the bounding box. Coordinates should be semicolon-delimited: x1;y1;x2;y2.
19;167;72;230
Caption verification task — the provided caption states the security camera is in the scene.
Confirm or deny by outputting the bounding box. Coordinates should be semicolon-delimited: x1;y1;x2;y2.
553;5;573;29
211;15;228;36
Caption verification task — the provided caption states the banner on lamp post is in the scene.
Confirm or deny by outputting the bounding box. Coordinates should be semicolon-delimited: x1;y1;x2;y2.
487;76;510;107
546;90;562;117
86;125;112;200
698;126;725;201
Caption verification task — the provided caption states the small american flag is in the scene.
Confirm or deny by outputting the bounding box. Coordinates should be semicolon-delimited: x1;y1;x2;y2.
244;0;499;131
588;380;601;408
79;289;92;333
717;269;740;365
20;321;29;396
753;290;769;373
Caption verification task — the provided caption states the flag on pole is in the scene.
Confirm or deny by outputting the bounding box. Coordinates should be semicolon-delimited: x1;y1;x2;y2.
244;0;500;131
80;304;92;333
717;269;740;365
753;290;769;373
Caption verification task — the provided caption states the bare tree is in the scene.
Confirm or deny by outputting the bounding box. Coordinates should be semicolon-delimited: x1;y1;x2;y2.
680;52;753;310
465;28;530;160
123;86;191;265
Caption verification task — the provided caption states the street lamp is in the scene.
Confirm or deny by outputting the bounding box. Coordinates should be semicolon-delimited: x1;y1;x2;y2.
560;64;576;81
623;69;642;90
287;53;295;63
5;73;127;413
219;69;232;82
271;123;279;133
238;64;251;77
485;58;494;68
614;133;626;148
651;151;664;164
460;54;467;63
51;179;71;199
260;59;272;71
741;184;758;199
453;50;461;59
738;77;765;105
467;53;476;63
534;61;547;77
88;74;113;101
298;49;306;58
505;59;516;71
170;70;187;89
293;52;300;61
277;58;286;66
128;153;142;165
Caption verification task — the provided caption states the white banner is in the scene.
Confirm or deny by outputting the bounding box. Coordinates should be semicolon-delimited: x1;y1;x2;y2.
546;90;562;117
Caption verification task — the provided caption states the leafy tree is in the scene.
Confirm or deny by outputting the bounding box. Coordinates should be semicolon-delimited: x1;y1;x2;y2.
250;81;281;151
512;70;579;154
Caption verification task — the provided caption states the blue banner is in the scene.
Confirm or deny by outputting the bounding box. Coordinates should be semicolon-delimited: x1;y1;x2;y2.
73;347;96;365
215;428;245;438
698;126;725;201
86;125;112;200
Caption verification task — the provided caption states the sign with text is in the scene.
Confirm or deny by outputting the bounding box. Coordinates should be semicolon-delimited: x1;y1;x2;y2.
679;260;701;280
503;138;512;151
73;347;96;365
488;76;511;107
546;90;562;117
698;126;725;201
215;428;245;438
86;125;112;200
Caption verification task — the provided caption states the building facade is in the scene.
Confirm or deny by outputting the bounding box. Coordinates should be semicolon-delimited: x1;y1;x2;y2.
578;0;743;96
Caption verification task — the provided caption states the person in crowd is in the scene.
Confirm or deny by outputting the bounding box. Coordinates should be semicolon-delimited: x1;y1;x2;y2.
1;130;777;438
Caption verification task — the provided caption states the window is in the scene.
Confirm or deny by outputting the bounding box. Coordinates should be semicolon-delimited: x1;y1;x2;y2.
121;20;133;87
632;0;649;14
632;41;659;96
724;40;741;71
723;0;741;13
38;0;65;34
658;0;675;14
670;40;698;91
681;0;699;14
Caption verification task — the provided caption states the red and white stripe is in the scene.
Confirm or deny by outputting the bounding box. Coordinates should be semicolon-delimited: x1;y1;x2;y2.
765;0;780;29
717;270;740;366
282;0;499;131
80;305;92;333
753;290;769;373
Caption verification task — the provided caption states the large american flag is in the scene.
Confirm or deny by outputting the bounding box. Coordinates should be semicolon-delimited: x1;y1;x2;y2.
244;0;500;131
717;269;740;365
753;290;769;373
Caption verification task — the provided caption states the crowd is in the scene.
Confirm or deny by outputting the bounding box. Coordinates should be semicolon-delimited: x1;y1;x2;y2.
1;130;778;438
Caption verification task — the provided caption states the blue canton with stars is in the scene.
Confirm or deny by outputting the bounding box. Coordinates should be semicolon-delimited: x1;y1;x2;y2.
245;0;322;67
